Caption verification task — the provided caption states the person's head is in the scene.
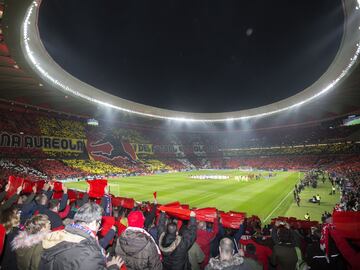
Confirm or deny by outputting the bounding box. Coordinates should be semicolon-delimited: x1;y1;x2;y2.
17;194;28;205
74;202;103;232
127;211;145;228
35;194;48;206
49;199;59;212
277;227;292;243
161;222;178;247
24;214;51;234
167;222;177;235
245;243;256;255
219;237;234;261
197;221;206;230
0;206;20;232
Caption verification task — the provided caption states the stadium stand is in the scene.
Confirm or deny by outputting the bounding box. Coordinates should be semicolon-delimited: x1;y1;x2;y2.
0;102;359;270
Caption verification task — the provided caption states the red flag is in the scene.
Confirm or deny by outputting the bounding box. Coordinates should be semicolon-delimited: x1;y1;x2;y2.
195;207;217;222
164;201;181;208
22;179;34;193
52;191;63;200
112;197;122;207
121;198;135;209
86;179;107;198
6;176;24;198
52;182;63;192
153;191;157;199
221;212;245;229
67;189;78;203
35;180;46;192
158;205;191;220
115;220;127;236
100;216;115;237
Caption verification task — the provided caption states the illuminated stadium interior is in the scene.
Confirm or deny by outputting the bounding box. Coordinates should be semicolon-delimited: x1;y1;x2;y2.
0;2;360;268
11;0;360;122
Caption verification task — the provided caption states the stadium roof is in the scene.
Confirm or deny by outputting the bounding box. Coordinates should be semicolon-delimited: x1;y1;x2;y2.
0;0;360;126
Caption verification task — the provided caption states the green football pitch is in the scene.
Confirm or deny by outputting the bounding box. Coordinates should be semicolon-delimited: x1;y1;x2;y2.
65;170;339;223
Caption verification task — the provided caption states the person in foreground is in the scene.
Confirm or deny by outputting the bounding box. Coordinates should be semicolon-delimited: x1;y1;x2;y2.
39;202;124;270
205;237;251;270
12;214;51;270
115;210;162;270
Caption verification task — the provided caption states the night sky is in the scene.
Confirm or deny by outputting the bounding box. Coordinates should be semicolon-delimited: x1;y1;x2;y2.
39;0;343;113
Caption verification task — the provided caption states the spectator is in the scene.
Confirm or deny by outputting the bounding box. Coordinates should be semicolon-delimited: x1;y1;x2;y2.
205;237;249;270
188;242;205;270
11;214;51;270
197;217;219;268
115;210;162;270
158;211;197;270
39;202;123;270
243;243;263;270
0;205;21;270
270;228;298;270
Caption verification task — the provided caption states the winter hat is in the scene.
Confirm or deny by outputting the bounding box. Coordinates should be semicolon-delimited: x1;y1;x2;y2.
127;211;145;228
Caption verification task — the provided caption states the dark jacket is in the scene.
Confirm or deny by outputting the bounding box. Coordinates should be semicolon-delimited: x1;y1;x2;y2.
270;243;298;270
115;227;162;270
0;227;19;270
39;224;117;270
158;213;197;270
305;238;347;270
12;230;49;270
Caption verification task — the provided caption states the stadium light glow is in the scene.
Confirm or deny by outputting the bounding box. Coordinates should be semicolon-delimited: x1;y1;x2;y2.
21;0;360;123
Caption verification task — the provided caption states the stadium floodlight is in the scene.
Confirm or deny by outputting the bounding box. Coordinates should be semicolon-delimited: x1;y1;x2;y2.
20;0;360;123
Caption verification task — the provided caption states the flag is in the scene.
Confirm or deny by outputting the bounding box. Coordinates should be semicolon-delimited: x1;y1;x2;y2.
52;181;63;192
195;207;217;222
67;189;78;203
100;216;115;237
158;205;191;220
35;180;46;192
6;176;24;198
153;191;157;199
221;212;245;229
22;179;34;193
86;179;108;198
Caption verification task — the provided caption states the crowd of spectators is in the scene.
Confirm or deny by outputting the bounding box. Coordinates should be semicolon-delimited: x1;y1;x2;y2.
63;159;127;176
0;173;357;270
0;160;47;184
37;117;86;139
29;159;86;179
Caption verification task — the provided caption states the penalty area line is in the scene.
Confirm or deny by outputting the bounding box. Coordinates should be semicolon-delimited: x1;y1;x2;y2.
263;189;293;223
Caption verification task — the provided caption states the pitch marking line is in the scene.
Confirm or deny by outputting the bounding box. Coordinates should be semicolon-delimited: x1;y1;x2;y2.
187;192;217;205
263;189;293;223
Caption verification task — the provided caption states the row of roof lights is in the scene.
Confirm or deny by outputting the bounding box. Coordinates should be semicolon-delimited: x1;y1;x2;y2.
22;0;360;122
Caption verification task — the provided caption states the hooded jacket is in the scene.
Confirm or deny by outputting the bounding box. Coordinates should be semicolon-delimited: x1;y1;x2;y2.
39;224;117;270
115;227;162;270
158;213;197;270
12;230;49;270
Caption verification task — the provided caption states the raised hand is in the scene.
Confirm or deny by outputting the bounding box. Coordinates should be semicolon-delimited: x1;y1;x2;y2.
106;256;124;268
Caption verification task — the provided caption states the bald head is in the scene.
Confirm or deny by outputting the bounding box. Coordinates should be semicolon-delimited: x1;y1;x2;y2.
219;237;234;260
197;221;206;230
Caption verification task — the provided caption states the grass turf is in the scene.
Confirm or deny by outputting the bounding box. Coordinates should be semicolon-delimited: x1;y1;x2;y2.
65;170;339;223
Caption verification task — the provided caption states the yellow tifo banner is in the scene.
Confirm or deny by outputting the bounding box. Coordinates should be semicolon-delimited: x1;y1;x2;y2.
130;143;154;155
40;137;86;153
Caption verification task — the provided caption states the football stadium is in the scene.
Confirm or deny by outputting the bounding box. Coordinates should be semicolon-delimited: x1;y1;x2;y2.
0;0;359;269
